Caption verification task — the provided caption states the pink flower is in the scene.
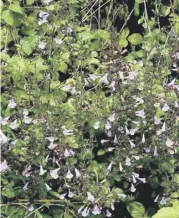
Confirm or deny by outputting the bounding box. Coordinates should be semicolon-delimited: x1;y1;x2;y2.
106;209;112;217
75;168;81;178
23;182;29;191
50;168;60;179
0;130;8;145
0;160;9;172
10;120;18;129
107;162;113;172
8;99;16;108
81;207;90;217
45;183;52;191
130;184;136;192
66;169;73;179
92;205;101;215
39;165;47;175
162;103;170;112
142;134;145;143
166;138;174;147
94;121;100;129
135;109;145;118
154;146;158;157
0;116;10;125
108;113;115;122
129;140;135;148
23;166;31;177
87;191;95;202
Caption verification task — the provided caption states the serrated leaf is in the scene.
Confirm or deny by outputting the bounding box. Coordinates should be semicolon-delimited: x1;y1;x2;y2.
119;38;128;47
2;10;14;26
121;27;130;38
20;36;38;55
112;187;124;197
58;61;68;73
127;202;145;218
2;10;22;27
26;0;35;5
152;205;179;218
161;6;170;17
9;3;23;14
128;33;143;45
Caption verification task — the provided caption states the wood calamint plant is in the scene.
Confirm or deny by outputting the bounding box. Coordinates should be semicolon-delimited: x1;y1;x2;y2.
1;0;179;217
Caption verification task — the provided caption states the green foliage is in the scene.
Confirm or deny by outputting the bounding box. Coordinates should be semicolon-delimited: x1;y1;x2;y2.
152;201;179;218
1;0;179;217
128;33;143;46
127;202;146;218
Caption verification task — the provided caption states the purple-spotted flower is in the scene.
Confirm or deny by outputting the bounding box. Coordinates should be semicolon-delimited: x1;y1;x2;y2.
10;120;18;129
130;184;136;192
135;109;145;118
92;205;101;215
66;169;73;179
54;38;63;45
87;191;95;202
50;168;60;179
108;113;115;122
166;138;174;147
94;121;100;129
8;99;16;108
75;168;81;178
23;182;29;191
162;103;170;112
0;116;10;125
0;130;8;145
45;183;52;191
106;209;112;217
81;207;90;217
154;146;158;157
39;165;47;175
107;162;113;172
125;157;131;166
0;160;9;172
38;11;49;26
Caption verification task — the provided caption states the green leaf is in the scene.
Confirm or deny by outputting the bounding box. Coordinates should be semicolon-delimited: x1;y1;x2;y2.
128;33;143;45
152;206;179;218
2;188;16;198
35;210;43;218
112;187;124;197
161;6;170;17
1;10;22;27
26;0;35;5
97;149;105;156
127;202;145;218
120;27;130;39
20;36;38;55
119;38;128;47
2;10;14;26
9;3;23;14
171;191;179;198
58;61;68;73
91;51;98;58
172;174;179;186
135;0;143;3
94;29;110;42
134;3;140;16
78;31;94;41
21;40;32;55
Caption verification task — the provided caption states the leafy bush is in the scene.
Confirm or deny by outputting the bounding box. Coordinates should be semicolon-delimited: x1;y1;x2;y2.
1;0;179;217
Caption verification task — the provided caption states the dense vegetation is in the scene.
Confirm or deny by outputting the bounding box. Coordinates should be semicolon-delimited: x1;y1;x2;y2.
1;0;179;217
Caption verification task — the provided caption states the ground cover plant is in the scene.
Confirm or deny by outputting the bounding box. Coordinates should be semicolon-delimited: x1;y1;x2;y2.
1;0;179;217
